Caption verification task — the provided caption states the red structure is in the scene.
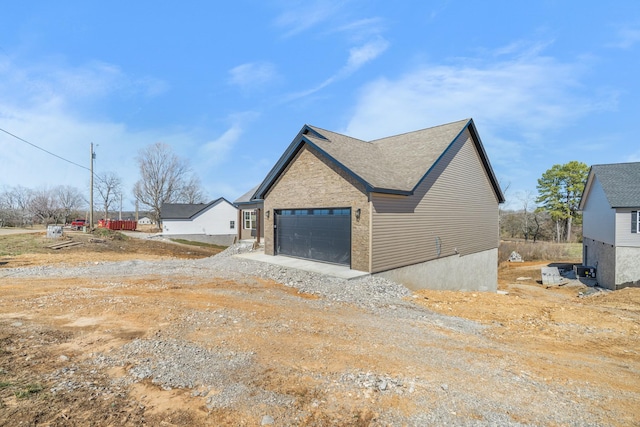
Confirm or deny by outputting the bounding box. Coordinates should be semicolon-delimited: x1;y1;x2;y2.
97;219;137;231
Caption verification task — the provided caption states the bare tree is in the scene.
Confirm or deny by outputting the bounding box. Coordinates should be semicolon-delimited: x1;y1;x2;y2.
0;187;11;227
29;187;62;225
0;186;33;226
179;175;207;204
54;185;85;224
499;210;521;239
517;191;536;242
133;142;192;224
497;179;511;232
96;172;122;221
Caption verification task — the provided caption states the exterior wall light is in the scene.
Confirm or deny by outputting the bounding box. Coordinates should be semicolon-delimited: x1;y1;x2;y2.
355;208;361;221
266;210;270;219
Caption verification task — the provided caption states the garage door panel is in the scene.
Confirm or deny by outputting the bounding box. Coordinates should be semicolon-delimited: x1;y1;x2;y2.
275;208;351;265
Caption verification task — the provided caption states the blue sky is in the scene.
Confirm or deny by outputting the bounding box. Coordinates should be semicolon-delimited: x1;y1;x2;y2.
1;1;639;210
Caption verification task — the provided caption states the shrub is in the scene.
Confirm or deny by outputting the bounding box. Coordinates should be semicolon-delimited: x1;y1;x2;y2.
92;228;126;240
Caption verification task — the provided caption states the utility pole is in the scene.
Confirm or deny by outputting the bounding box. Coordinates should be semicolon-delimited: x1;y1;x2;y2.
90;143;95;231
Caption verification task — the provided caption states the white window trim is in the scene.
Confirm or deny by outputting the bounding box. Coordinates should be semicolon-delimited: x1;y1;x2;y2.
244;210;256;229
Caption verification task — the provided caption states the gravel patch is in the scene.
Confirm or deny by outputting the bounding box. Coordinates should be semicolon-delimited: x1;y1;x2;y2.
2;243;626;426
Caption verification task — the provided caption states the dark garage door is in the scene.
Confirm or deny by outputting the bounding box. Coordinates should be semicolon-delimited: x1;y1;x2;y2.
275;208;351;266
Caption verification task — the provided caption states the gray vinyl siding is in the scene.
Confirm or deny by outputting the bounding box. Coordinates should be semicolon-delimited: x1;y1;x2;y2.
615;208;640;247
582;176;616;245
371;130;500;273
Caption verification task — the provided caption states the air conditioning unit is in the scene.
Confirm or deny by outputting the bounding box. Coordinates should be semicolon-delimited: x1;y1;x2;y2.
574;265;596;278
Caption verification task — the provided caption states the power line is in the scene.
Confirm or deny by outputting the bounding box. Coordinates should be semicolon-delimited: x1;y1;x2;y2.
0;127;91;172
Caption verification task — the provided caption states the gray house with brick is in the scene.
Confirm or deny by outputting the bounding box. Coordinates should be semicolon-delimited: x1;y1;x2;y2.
252;118;504;291
579;162;640;290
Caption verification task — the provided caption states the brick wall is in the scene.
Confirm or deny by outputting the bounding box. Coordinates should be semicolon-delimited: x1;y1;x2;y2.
264;145;370;272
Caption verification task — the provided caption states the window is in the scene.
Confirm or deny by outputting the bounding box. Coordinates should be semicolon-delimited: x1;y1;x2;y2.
278;208;351;216
244;210;256;229
230;220;235;229
633;211;639;233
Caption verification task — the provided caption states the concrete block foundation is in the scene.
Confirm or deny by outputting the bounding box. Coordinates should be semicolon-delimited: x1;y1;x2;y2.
375;248;498;292
160;233;235;247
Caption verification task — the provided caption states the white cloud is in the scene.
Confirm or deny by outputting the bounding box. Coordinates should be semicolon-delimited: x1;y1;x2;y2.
344;38;389;73
344;48;604;141
343;43;619;202
228;62;278;91
0;57;167;112
201;124;242;160
284;37;389;101
199;112;259;166
608;26;640;49
0;57;172;206
273;0;343;37
1;103;152;195
330;17;384;41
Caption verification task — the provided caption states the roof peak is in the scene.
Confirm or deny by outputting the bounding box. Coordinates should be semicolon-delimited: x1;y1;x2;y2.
305;118;471;144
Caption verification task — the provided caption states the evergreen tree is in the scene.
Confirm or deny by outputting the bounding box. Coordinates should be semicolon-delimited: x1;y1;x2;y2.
536;161;589;242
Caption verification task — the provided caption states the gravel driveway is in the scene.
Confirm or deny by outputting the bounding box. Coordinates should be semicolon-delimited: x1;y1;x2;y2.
1;243;635;426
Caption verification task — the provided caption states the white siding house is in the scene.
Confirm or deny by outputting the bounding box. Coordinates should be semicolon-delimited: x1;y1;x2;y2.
579;162;640;290
137;216;154;225
161;198;238;246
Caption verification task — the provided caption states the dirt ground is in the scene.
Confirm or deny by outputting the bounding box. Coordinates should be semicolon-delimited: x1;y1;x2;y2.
0;231;639;426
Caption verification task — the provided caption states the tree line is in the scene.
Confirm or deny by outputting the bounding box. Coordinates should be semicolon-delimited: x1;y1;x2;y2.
2;139;589;243
501;160;589;243
0;142;206;227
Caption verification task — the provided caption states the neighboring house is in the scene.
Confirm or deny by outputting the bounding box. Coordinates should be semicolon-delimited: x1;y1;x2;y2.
161;198;238;246
251;118;505;291
233;185;264;242
137;216;154;225
579;162;640;290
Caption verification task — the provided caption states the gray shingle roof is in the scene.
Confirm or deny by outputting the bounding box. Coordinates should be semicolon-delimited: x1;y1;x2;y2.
591;162;640;208
234;185;260;204
161;197;233;220
254;118;504;202
306;119;470;192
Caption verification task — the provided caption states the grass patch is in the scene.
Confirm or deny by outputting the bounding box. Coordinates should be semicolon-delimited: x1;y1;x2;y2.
499;241;582;263
15;383;43;399
0;382;12;389
169;239;227;250
0;233;47;256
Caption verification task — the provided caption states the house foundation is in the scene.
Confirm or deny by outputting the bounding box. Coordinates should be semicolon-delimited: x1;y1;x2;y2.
161;233;236;246
375;248;498;292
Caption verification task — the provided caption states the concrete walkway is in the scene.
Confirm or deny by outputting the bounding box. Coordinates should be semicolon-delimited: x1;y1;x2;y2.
235;250;369;280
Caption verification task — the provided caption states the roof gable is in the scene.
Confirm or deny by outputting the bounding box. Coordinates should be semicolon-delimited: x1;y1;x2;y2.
234;184;260;204
581;162;640;209
255;119;504;202
161;197;234;220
